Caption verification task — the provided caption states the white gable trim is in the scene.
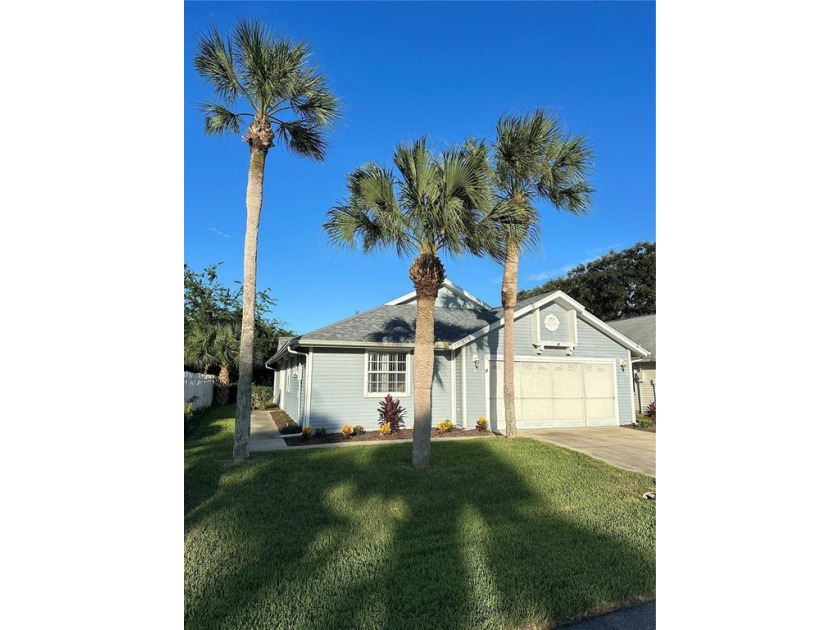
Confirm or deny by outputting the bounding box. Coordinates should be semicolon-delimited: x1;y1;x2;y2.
385;278;492;310
449;289;650;357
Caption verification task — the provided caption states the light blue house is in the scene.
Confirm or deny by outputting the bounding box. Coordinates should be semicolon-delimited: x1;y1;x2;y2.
266;279;649;432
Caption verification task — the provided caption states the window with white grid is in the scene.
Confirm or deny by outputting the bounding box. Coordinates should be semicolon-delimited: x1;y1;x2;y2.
366;351;408;395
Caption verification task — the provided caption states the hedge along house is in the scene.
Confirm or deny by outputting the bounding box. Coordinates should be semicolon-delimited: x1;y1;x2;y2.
266;279;649;433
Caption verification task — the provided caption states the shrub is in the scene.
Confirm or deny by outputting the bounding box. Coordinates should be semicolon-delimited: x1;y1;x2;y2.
646;401;656;425
314;427;327;438
379;422;391;435
637;416;653;428
184;402;195;424
279;421;300;435
251;385;273;409
476;416;488;432
341;424;353;438
302;426;313;441
352;424;365;436
437;419;454;433
378;394;406;432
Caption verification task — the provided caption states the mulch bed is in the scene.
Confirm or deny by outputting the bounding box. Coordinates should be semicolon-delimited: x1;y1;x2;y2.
268;408;300;433
624;424;656;433
283;427;494;447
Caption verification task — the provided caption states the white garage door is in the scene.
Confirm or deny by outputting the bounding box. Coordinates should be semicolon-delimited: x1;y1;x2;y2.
489;360;618;429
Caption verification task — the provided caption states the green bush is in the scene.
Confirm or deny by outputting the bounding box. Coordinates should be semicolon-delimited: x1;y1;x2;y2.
314;427;327;438
302;426;313;440
251;385;273;409
352;424;365;436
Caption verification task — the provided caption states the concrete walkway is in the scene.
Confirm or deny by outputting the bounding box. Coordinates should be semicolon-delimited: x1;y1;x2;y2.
248;410;289;452
556;600;655;629
521;427;655;477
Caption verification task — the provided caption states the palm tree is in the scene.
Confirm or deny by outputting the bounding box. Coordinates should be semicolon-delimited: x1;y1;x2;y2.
185;321;240;404
323;138;492;469
193;20;340;462
491;109;594;437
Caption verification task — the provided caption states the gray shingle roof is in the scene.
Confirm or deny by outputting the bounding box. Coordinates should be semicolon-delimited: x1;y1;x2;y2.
605;314;656;361
300;304;500;345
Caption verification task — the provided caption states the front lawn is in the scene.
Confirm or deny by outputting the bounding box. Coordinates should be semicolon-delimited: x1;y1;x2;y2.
185;406;656;629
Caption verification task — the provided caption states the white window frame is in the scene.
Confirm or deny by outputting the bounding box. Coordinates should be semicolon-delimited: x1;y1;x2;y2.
285;360;292;394
363;349;411;397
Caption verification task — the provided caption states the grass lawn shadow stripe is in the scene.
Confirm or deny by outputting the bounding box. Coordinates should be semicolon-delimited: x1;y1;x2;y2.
185;409;655;629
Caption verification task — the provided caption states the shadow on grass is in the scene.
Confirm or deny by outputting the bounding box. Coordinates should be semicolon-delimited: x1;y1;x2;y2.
185;428;655;630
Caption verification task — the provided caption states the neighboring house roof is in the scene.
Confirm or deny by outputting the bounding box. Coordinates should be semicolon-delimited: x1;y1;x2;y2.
605;314;656;361
266;284;649;367
386;278;493;310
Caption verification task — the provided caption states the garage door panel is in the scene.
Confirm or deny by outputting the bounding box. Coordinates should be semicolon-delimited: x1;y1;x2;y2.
583;363;614;397
584;398;615;423
521;398;553;421
520;363;552;397
553;398;585;421
551;363;584;398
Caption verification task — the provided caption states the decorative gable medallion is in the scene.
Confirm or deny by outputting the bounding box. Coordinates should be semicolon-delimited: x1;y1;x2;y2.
544;314;560;332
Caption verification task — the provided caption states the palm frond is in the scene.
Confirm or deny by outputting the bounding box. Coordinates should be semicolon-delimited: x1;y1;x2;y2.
275;120;327;161
200;102;244;136
232;19;276;111
193;26;241;105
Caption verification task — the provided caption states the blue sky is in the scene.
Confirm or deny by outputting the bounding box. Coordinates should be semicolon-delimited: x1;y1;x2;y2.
184;1;655;334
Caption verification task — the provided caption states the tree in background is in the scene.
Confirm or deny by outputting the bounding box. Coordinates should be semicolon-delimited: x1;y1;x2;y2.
324;137;493;469
518;241;656;321
193;19;340;462
490;109;594;438
184;263;294;394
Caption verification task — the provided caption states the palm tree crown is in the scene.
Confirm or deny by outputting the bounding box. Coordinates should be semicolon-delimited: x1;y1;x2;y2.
324;137;491;261
492;109;594;245
194;19;340;156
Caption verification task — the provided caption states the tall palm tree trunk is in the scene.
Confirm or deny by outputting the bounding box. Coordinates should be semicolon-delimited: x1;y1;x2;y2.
501;241;519;438
410;254;444;470
412;294;435;469
233;145;267;462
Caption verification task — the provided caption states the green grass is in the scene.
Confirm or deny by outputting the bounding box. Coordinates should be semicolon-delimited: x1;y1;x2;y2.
185;405;656;630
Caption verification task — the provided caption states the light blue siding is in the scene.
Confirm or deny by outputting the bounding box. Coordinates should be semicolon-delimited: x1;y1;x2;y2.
306;348;413;431
537;302;573;344
463;307;634;426
454;348;463;425
431;352;453;425
279;356;303;422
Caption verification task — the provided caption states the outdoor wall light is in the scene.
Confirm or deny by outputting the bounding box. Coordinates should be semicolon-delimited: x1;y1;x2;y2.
620;360;628;371
473;355;480;370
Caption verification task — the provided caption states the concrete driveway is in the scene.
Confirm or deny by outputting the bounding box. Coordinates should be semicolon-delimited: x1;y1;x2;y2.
521;427;655;477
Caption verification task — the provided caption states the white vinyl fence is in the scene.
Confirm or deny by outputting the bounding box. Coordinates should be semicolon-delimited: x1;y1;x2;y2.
184;371;214;410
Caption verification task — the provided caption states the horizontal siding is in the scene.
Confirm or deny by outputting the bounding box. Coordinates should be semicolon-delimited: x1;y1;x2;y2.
278;356;302;422
431;352;453;425
635;363;656;413
308;348;414;431
469;309;635;426
460;341;488;429
454;349;463;426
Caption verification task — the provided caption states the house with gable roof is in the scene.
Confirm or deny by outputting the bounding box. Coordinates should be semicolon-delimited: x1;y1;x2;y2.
266;279;649;432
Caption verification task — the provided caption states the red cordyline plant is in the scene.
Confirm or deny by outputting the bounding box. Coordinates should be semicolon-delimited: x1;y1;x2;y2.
378;394;406;433
647;401;656;425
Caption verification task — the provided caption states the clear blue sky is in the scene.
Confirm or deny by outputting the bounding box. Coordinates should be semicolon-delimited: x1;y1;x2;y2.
184;1;655;335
